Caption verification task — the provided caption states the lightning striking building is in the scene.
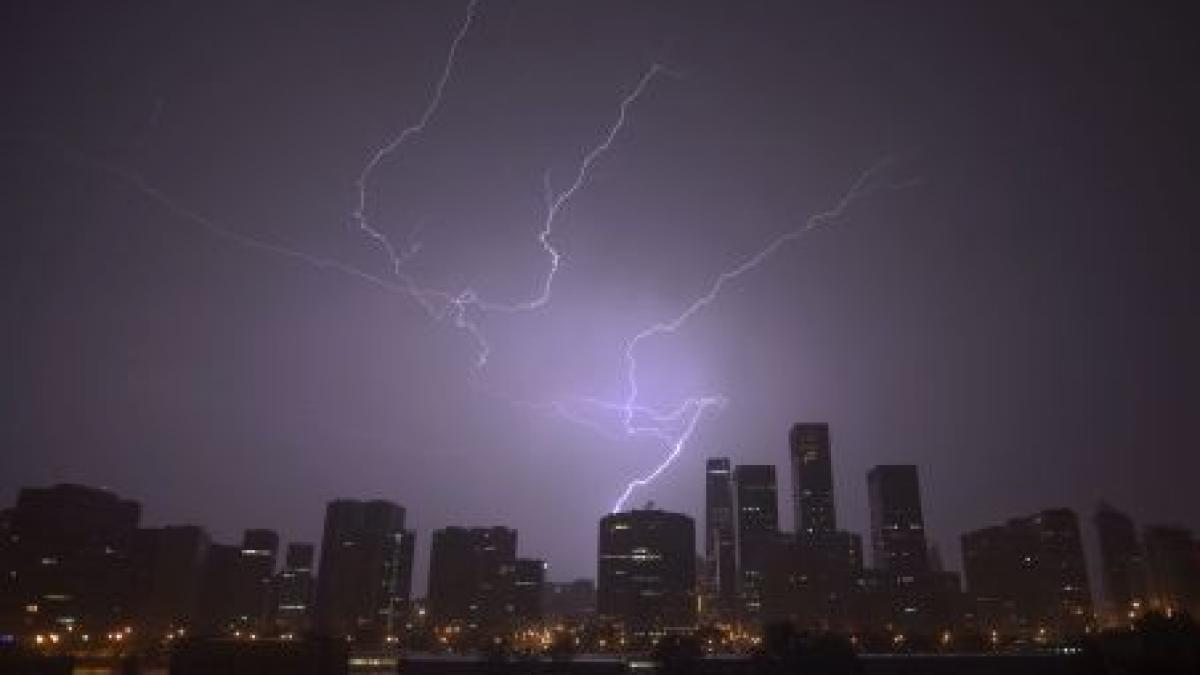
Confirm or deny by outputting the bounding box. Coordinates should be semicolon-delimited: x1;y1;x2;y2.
597;508;696;640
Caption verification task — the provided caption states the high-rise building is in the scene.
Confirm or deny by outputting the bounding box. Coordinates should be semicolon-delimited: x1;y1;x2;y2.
131;525;210;635
1094;503;1147;624
704;458;737;617
427;526;518;636
196;543;241;634
314;500;414;640
514;558;545;624
0;484;141;636
1143;526;1200;618
867;465;928;577
962;509;1092;640
790;423;837;538
734;465;778;621
597;508;696;638
235;529;278;632
274;543;315;636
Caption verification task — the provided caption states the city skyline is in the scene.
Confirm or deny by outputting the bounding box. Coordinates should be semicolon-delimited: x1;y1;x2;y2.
5;439;1197;650
3;0;1197;608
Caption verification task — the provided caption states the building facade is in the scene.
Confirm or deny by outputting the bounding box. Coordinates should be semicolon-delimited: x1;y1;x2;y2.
1094;503;1147;625
962;509;1092;641
0;484;141;638
273;543;315;636
1143;526;1200;618
597;508;696;638
704;458;737;618
426;526;518;636
734;465;778;622
314;500;414;641
790;423;837;538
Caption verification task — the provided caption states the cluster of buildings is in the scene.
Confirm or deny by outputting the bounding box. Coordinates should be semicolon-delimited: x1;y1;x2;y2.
1;423;1198;654
0;487;569;651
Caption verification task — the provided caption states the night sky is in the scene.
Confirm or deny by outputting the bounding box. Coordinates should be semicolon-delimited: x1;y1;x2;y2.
2;1;1197;594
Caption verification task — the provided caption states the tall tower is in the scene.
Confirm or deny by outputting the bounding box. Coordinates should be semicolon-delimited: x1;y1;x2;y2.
1094;502;1147;623
427;526;518;636
866;465;928;576
790;423;836;538
734;465;779;620
313;499;413;639
704;458;736;615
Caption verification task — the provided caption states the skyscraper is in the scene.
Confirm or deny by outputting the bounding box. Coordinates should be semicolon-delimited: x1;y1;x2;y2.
235;529;279;632
274;543;315;636
867;465;928;577
1;484;141;636
195;529;279;635
1143;526;1200;618
597;508;696;638
314;500;414;640
1094;503;1147;624
131;525;209;635
734;465;778;620
427;526;518;636
704;458;736;617
790;423;836;538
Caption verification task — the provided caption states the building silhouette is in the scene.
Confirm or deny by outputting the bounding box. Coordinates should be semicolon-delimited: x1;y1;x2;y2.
733;465;778;621
273;543;315;636
514;558;545;624
313;499;414;640
704;457;737;619
427;526;518;636
790;423;837;538
1143;525;1200;618
131;525;209;636
867;465;929;577
194;530;278;636
0;484;140;637
542;579;596;623
235;529;279;632
597;508;696;639
962;508;1092;640
1094;503;1147;625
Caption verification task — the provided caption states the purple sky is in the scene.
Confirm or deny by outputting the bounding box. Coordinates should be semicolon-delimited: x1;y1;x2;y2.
2;1;1197;594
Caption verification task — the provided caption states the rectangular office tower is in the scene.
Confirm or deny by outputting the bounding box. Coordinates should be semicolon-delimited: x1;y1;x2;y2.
1143;526;1200;618
131;525;210;636
597;508;696;639
314;500;414;641
734;465;779;621
427;526;518;636
867;465;929;577
274;543;315;636
790;423;837;538
1094;503;1147;624
704;458;737;617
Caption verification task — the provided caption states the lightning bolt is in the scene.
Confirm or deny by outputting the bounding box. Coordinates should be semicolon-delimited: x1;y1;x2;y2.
606;159;908;512
33;0;913;519
470;62;669;313
350;0;480;283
